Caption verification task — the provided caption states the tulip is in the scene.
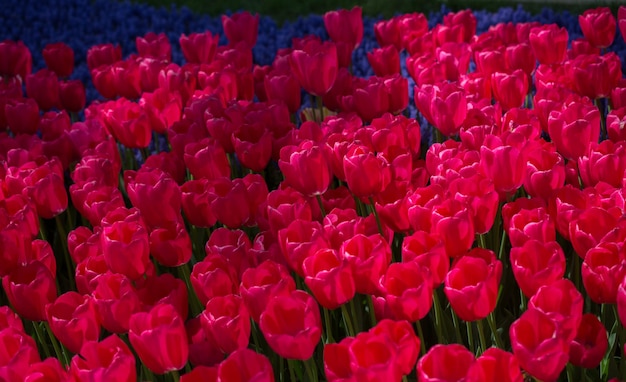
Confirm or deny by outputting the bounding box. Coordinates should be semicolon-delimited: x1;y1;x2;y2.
348;331;403;380
86;43;121;71
529;279;584;344
466;348;523;382
289;39;338;97
3;261;56;321
45;292;100;354
42;42;74;78
569;53;622;99
490;70;529;111
0;328;41;380
135;32;171;61
380;260;433;322
579;7;616;48
367;46;401;77
240;260;296;323
324;6;363;51
529;24;568;65
343;144;392;198
0;40;32;80
444;248;502;321
509;308;570;381
180;31;219;64
374;16;402;50
431;198;475;258
222;11;259;48
259;290;322;360
570;313;608;369
201;295;250;354
69;335;136;382
417;344;475;381
183;138;231;181
510;240;566;298
415;82;467;137
92;272;143;333
129;303;188;374
548;100;601;161
25;69;61;111
218;348;274;382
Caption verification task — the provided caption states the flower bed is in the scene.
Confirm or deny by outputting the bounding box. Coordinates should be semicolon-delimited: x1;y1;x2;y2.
1;0;626;381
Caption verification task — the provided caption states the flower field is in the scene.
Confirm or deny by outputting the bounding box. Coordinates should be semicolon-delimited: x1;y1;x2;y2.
2;0;626;380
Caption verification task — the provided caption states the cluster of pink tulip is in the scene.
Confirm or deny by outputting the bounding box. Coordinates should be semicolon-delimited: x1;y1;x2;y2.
0;4;626;381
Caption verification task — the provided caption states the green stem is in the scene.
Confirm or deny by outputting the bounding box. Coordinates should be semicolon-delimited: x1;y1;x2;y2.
340;304;356;337
466;321;474;354
478;234;487;249
368;197;384;236
323;307;335;343
303;357;318;382
178;262;204;316
170;369;180;382
415;320;427;356
287;359;297;382
519;288;527;312
315;194;326;218
487;313;504;349
31;321;51;359
476;319;488;355
432;290;446;344
451;308;463;345
566;363;575;382
55;214;75;291
43;321;69;366
367;295;377;327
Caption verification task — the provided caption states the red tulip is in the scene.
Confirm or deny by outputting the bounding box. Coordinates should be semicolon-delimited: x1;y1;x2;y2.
183;138;231;181
504;43;535;76
529;279;583;343
110;59;146;101
302;248;355;309
202;294;250;354
25;357;68;382
341;76;390;123
430;198;475;258
45;292;100;354
343;144;392;198
374;17;402;50
101;98;152;148
524;142;566;200
136;32;171;61
86;43;121;71
380;260;433;322
341;233;391;295
491;70;529;111
569;206;618;259
191;254;239;306
180;31;219;64
240;260;296;323
415;82;467;137
529;24;568;65
367;46;400;77
217;348;274;382
417;344;475;381
70;335;136;382
0;328;41;381
466;348;523;382
0;40;32;80
125;167;182;229
5;98;39;135
510;240;566;298
444;248;502;321
278;140;333;197
3;260;56;321
25;69;61;111
140;88;182;134
474;48;506;78
92;272;143;333
569;313;608;369
259;290;322;360
349;331;403;380
607;106;626;142
209;177;254;229
569;53;622;99
289;39;338;97
222;11;259;48
548;99;600;161
507;206;555;247
579;7;616;48
264;70;301;114
42;42;74;78
129;303;188;374
509;308;569;382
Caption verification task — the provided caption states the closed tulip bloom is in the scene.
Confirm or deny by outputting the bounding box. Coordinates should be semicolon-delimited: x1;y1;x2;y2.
183;138;231;181
529;279;583;343
217;348;274;382
92;272;143;334
524;142;566;200
86;43;121;71
279;140;333;197
191;255;239;306
46;292;100;354
3;260;57;321
101;98;152;148
582;241;626;304
430;198;475;258
341;233;391;295
507;206;555;247
202;295;250;354
100;208;150;280
529;24;568;65
259;290;321;360
264;70;301;114
42;42;74;78
509;309;569;382
415;82;467;137
510;240;566;298
136;32;171;61
548;100;600;161
125;167;182;229
129;303;188;374
620;6;626;44
607;106;626;142
4;97;39;135
367;46;401;77
466;348;523;382
0;40;32;80
579;7;616;48
569;206;618;259
579;140;626;188
349;331;403;381
302;248;355;309
179;31;219;64
69;335;136;382
25;69;60;111
289;39;338;97
569;313;608;369
569;53;622;99
343;144;392;198
374;17;402;50
444;248;502;321
491;70;529;111
324;7;363;50
417;344;475;381
222;11;259;48
240;260;296;323
380;260;433;322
